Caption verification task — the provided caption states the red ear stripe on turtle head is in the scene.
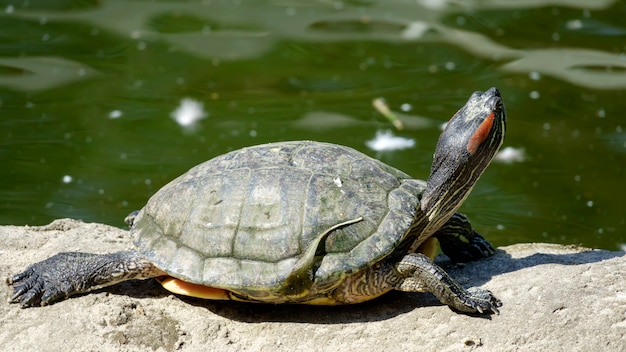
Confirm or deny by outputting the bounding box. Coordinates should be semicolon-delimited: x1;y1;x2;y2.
466;112;495;156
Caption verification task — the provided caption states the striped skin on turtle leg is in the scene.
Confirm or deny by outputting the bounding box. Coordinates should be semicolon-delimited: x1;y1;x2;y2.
394;253;501;314
435;213;496;263
7;250;166;308
329;261;397;304
330;253;501;314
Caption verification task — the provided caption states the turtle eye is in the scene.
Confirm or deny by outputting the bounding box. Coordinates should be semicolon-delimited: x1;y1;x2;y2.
470;91;483;100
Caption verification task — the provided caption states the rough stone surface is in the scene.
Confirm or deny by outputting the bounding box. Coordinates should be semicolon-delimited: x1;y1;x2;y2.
1;219;625;351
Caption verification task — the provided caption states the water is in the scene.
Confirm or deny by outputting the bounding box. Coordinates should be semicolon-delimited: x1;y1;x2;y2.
1;0;625;251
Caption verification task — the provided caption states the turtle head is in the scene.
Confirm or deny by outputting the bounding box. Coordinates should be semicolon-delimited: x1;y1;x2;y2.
421;87;506;232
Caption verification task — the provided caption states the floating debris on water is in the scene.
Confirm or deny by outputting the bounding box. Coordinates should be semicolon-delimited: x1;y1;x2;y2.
366;130;415;151
373;97;403;130
171;98;208;131
494;146;526;164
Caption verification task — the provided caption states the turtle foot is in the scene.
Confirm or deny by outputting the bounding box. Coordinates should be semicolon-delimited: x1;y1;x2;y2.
458;287;502;315
435;213;496;263
442;232;496;263
7;254;77;308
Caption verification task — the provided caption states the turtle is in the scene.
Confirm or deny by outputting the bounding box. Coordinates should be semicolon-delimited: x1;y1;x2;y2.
7;87;505;314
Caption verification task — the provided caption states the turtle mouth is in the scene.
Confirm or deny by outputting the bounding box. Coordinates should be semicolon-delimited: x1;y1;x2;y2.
486;89;505;127
489;94;502;108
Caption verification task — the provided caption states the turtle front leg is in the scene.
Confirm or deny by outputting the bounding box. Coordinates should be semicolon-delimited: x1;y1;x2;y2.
395;253;501;314
7;250;165;308
435;212;496;263
332;253;500;314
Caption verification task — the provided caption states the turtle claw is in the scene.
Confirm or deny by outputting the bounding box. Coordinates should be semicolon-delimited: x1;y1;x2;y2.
8;268;45;307
465;287;502;315
7;254;78;308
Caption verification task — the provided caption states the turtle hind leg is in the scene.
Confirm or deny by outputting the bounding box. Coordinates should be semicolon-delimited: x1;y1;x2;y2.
7;250;165;308
435;212;495;263
395;253;501;314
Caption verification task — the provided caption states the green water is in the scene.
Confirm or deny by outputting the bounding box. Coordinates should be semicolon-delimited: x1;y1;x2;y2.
1;0;625;251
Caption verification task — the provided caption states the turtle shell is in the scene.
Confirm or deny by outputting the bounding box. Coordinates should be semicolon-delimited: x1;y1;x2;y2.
132;141;425;301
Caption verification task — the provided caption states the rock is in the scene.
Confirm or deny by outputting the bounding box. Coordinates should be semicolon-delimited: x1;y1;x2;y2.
1;219;624;351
